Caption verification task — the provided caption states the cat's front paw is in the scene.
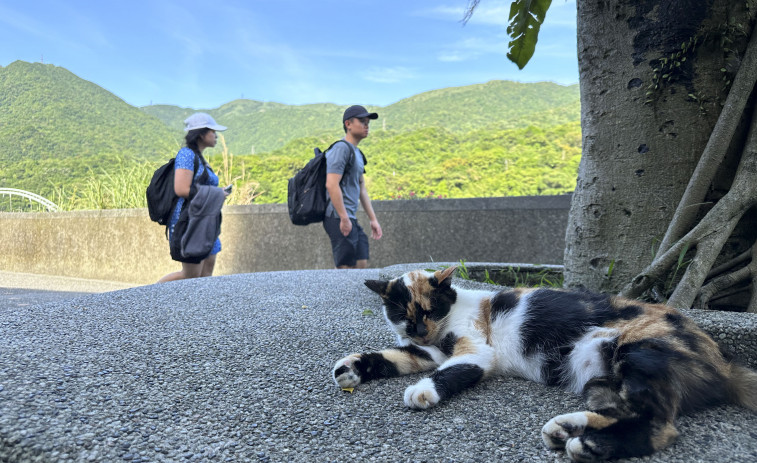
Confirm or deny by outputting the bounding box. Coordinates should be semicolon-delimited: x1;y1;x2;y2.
403;378;440;409
333;354;363;388
542;412;587;450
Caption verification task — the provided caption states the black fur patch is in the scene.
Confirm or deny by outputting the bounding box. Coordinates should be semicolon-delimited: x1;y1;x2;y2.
618;304;644;319
400;344;434;362
615;338;727;414
490;290;520;318
350;352;401;382
428;286;457;320
382;280;412;324
665;312;700;352
519;289;608;357
581;418;656;460
439;332;457;357
431;364;484;400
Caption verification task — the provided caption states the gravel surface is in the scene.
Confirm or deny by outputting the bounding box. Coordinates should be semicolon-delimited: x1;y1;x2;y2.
1;269;756;462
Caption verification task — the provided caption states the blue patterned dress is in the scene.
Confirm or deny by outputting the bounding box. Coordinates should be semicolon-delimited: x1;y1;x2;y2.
168;147;222;256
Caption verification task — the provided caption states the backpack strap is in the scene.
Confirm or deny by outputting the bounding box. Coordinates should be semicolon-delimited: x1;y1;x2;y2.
327;139;366;176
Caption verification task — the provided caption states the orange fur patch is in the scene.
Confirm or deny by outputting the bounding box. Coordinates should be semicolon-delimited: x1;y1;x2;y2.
475;299;493;345
382;349;435;374
584;411;618;430
453;336;478;356
408;271;432;313
651;422;679;450
609;303;676;345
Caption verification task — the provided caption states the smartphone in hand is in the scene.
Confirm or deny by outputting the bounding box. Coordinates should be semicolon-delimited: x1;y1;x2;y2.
223;184;233;194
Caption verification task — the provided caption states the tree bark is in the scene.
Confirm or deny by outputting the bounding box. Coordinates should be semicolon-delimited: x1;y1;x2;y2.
655;24;757;258
564;0;739;294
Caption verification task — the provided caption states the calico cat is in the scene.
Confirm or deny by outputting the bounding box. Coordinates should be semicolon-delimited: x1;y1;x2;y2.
332;267;757;462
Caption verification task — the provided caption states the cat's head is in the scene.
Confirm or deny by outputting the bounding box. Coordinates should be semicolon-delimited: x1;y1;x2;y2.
364;267;458;345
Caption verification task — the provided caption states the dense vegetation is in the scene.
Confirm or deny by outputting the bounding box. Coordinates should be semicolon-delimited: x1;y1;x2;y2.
218;122;581;204
0;60;581;211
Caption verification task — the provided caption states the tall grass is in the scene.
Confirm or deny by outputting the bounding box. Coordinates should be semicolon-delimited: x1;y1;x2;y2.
52;162;154;211
211;134;263;205
48;138;262;211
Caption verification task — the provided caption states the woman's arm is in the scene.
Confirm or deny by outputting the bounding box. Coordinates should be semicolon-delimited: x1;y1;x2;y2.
174;168;194;198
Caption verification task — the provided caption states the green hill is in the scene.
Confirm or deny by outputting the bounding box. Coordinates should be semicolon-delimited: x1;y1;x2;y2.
141;100;347;155
0;61;180;196
141;80;580;156
0;60;581;208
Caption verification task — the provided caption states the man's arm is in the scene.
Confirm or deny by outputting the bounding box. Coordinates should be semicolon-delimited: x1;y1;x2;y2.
359;174;382;240
325;173;353;237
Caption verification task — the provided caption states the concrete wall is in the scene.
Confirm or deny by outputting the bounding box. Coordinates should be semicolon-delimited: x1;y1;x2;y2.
0;195;571;284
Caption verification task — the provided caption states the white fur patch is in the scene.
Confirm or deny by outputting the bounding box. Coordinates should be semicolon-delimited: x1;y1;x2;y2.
566;327;619;394
541;412;588;450
418;344;448;365
488;291;545;382
404;378;440;409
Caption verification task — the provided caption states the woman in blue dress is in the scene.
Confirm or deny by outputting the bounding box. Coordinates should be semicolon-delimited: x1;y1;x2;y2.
158;113;229;283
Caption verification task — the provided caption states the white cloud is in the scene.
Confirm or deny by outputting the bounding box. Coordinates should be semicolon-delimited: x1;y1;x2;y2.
360;66;417;84
437;34;508;62
438;51;466;62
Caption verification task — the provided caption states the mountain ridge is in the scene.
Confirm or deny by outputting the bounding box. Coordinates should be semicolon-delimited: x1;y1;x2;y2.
0;60;581;204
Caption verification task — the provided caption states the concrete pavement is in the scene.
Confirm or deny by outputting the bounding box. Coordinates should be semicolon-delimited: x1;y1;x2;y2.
0;268;756;462
0;271;139;309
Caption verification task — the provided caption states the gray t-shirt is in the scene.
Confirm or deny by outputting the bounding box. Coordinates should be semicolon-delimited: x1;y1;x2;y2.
324;140;365;219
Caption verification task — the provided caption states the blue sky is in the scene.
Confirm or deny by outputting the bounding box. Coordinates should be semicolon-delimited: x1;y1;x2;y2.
1;0;577;109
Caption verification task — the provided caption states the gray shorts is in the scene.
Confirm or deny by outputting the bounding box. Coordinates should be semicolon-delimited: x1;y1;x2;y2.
322;217;369;267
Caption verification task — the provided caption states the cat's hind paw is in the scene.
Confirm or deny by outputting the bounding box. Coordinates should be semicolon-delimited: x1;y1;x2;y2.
565;436;607;463
333;354;363;388
403;378;440;409
542;412;588;450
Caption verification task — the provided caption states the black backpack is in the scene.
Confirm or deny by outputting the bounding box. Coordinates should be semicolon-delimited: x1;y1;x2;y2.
287;140;356;226
146;153;201;226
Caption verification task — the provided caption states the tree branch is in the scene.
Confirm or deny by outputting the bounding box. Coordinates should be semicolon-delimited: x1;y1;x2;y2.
655;22;757;257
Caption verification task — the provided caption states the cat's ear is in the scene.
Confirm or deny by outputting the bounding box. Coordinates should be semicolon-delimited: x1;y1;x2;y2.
364;279;389;295
433;266;457;287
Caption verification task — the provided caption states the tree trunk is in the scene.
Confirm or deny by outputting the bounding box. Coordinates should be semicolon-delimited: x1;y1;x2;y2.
564;0;746;296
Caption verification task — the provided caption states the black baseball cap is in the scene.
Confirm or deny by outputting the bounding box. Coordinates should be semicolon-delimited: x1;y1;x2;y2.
343;105;378;122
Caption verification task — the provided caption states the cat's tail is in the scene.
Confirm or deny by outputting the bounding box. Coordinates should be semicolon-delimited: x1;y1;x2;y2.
728;363;757;411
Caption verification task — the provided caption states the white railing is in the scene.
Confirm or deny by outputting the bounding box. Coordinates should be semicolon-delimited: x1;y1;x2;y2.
0;188;59;212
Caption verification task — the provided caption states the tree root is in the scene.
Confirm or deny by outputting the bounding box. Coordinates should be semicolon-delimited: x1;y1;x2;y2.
655;21;757;258
706;248;752;279
622;22;757;310
749;244;757;313
621;102;757;308
693;246;755;310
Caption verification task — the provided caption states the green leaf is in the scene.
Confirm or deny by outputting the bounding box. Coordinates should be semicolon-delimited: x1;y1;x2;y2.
677;243;690;268
506;0;553;69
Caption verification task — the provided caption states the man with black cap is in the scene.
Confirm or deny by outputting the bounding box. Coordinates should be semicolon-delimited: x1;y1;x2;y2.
322;105;383;269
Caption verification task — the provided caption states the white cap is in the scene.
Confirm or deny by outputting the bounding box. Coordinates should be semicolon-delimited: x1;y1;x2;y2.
183;112;227;132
